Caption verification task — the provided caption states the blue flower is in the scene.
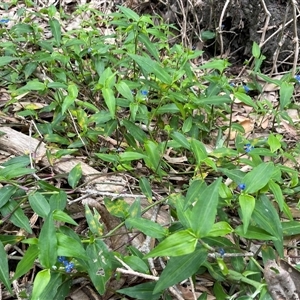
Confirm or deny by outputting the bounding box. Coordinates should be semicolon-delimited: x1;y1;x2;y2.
87;48;92;53
243;85;250;93
219;248;225;256
245;143;254;153
294;75;300;84
238;183;246;190
0;19;9;24
65;262;75;273
229;82;235;87
58;256;67;263
140;90;148;96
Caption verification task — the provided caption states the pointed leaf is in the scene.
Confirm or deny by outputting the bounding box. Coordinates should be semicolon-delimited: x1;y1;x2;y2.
118;5;140;21
184;179;206;209
53;210;78;225
0;241;12;293
118;282;161;300
0;200;32;233
154;247;207;293
129;54;172;84
139;177;152;202
144;229;197;258
85;205;104;236
31;269;51;300
0;56;20;66
125;217;167;239
56;233;88;261
253;195;283;256
49;18;61;46
28;192;50;218
68;163;82;189
38;213;57;268
122;119;147;143
243;162;274;193
280;81;293;110
190;178;222;237
102;87;116;118
138;33;160;61
239;194;255;234
13;244;39;280
269;180;284;211
190;138;208;164
86;240;112;295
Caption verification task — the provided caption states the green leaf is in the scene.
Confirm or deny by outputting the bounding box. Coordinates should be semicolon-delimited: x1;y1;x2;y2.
118;282;161;300
53;210;78;225
194;95;232;105
122;119;147;143
28;192;50;218
127;199;141;221
20;81;46;91
0;235;24;245
102;87;116;119
184;179;206;210
39;272;63;300
208;221;233;237
0;56;20;66
38;213;57;268
170;132;190;150
125;217;168;239
0;200;32;233
61;83;78;114
0;185;17;209
190;178;222;237
139;177;152;202
0;241;12;293
31;269;51;300
116;81;134;102
235;225;278;240
104;198;130;219
252;41;261;58
154;247;207;293
49;18;61;46
243;162;274;193
279;81;293;110
0;166;35;180
239;194;255;234
234;91;257;108
86;240;112;295
201;30;216;40
269;180;284;211
24;62;38;79
190;138;208;165
129;54;172;84
198;59;231;73
144;229;197;258
13;244;39;280
253;195;283;256
155;103;180;114
267;133;282;153
282;221;300;236
68;163;82;189
144;140;161;174
85;205;104;236
123;255;149;273
57;233;88;260
138;33;160;61
119;151;147;161
49;190;67;211
118;5;140;21
45;133;70;145
95;153;118;163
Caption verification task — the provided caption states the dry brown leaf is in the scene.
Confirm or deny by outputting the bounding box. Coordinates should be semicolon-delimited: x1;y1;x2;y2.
264;259;300;300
